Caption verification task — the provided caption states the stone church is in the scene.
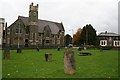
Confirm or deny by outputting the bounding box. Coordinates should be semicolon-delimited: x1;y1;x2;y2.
4;3;65;49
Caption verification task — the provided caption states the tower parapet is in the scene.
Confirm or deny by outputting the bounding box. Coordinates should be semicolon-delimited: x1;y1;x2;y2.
29;2;39;11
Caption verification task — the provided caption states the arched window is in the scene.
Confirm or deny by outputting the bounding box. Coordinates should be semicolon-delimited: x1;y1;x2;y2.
16;23;22;34
44;25;51;37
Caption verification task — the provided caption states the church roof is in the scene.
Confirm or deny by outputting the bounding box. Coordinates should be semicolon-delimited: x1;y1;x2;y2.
16;16;64;34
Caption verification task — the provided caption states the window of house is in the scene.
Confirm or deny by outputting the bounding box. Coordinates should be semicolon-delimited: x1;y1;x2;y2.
115;42;117;45
114;41;120;46
100;40;107;46
118;41;120;46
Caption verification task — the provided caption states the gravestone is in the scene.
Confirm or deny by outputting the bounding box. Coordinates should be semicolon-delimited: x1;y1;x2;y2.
64;47;76;74
45;53;52;62
36;47;39;51
79;52;92;56
57;46;60;51
78;47;81;51
17;48;22;53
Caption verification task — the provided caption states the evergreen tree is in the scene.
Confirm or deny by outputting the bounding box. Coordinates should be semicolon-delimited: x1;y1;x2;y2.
77;24;97;45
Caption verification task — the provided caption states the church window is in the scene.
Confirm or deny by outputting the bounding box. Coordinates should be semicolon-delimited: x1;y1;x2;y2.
52;40;55;44
44;25;51;37
7;29;10;34
39;33;41;36
26;26;29;34
52;35;54;38
57;35;60;38
32;33;36;41
16;24;22;34
57;40;60;45
46;40;49;43
16;28;19;33
46;30;50;37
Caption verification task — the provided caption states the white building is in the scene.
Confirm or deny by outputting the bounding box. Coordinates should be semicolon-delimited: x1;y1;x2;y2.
0;18;5;47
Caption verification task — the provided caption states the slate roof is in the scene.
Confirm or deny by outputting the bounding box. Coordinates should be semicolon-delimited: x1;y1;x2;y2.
98;32;120;37
17;16;64;34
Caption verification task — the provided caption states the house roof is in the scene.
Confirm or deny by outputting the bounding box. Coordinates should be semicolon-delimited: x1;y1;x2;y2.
98;32;120;37
15;16;65;34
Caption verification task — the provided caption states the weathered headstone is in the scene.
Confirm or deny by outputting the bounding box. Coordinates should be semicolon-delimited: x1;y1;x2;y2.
64;47;76;74
57;46;60;51
36;47;39;51
17;48;22;53
79;52;92;56
45;53;52;62
78;47;81;51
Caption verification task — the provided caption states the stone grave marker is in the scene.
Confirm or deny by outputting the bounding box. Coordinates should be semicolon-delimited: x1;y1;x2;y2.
57;46;60;51
78;47;81;51
64;47;76;74
17;48;22;53
36;47;40;52
45;53;52;62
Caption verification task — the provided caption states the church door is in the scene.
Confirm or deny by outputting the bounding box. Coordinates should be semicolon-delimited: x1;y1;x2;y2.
25;39;29;47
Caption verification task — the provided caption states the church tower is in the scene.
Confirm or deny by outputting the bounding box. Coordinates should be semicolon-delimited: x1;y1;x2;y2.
28;2;39;47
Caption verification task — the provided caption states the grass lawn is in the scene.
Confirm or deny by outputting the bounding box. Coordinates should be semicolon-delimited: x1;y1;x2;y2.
2;49;118;78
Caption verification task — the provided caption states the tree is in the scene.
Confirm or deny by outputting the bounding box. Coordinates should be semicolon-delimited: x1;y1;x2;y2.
64;34;72;46
72;28;82;45
77;24;97;45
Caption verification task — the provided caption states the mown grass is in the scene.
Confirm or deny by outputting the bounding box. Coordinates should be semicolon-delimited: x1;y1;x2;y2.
2;49;118;78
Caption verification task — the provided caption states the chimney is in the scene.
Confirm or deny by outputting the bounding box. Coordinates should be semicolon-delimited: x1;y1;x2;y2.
105;31;107;34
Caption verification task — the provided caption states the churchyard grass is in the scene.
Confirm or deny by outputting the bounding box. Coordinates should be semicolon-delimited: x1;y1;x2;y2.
2;49;118;78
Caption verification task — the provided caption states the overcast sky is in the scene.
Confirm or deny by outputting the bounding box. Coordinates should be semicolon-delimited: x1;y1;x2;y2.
0;0;119;36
